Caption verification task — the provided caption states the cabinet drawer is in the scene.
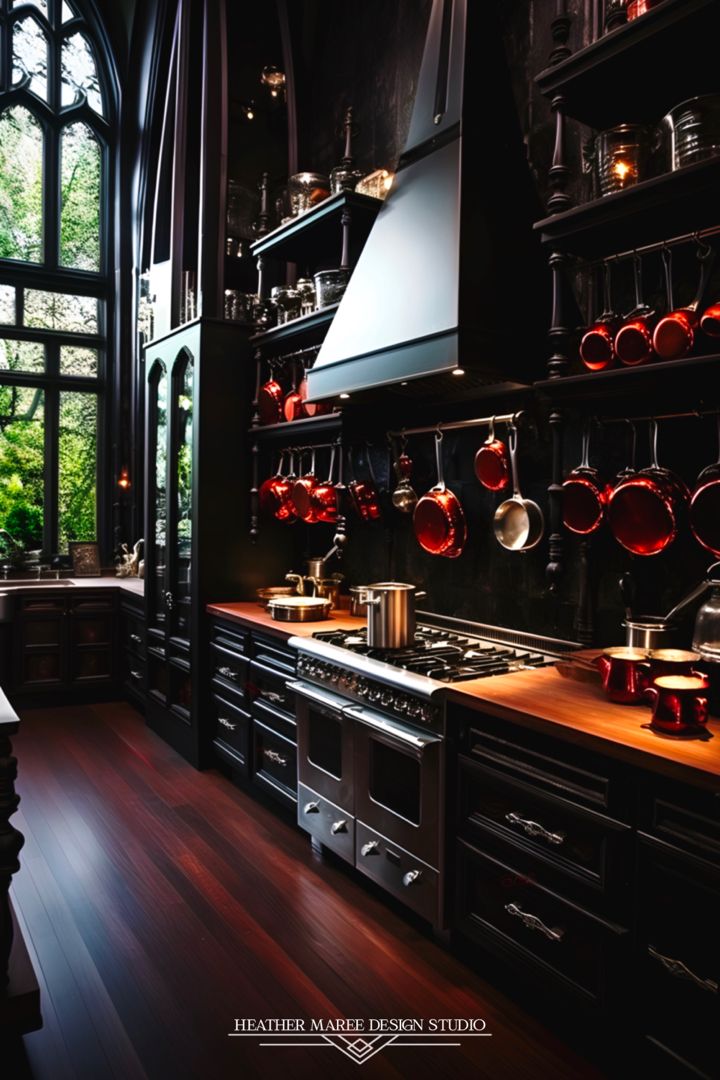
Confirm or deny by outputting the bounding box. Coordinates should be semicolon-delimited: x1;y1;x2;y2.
298;782;354;863
252;697;296;744
457;710;630;821
248;659;295;718
70;597;114;613
356;821;440;926
639;775;720;866
210;641;248;695
251;633;295;674
212;692;250;768
211;620;249;658
635;841;719;1078
458;755;632;908
455;838;628;1008
253;719;297;805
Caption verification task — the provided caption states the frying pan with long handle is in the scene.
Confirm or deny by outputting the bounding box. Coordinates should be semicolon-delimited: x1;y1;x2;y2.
653;240;716;360
493;424;544;551
413;430;467;558
615;253;656;367
562;423;608;535
690;414;720;557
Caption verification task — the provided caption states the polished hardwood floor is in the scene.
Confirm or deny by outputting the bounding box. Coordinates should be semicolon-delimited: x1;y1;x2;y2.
7;702;607;1079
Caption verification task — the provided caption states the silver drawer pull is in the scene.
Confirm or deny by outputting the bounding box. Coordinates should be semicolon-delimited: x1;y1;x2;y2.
649;946;718;994
505;812;565;847
360;840;379;856
505;902;564;943
330;819;347;835
130;633;142;644
402;869;422;887
130;669;142;681
263;748;288;767
259;689;285;705
303;801;319;814
218;666;240;682
218;717;237;732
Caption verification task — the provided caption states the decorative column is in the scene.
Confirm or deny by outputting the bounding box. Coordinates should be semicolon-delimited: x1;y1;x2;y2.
249;348;262;543
0;710;24;989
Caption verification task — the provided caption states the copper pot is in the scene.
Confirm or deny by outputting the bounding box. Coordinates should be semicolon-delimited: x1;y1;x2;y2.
258;452;291;518
474;417;510;491
652;242;715;361
614;254;656;367
311;445;339;525
607;420;689;555
580;261;618;372
562;426;609;536
347;448;382;522
289;449;319;523
414;431;467;558
283;365;306;422
258;373;284;425
274;450;298;522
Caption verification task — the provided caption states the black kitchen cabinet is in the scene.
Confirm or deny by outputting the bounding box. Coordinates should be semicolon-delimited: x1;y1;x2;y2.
11;590;117;702
144;319;254;766
119;592;146;710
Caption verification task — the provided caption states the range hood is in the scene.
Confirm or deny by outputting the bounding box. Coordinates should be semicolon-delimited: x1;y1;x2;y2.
307;0;546;404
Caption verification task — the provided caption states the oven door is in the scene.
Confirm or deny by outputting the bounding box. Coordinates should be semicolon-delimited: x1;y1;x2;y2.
348;703;443;867
290;681;354;813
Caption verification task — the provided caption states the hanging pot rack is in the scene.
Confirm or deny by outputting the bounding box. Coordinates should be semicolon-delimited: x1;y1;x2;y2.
387;411;524;440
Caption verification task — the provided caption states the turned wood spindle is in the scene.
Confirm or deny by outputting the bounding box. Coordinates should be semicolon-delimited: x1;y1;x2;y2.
546;408;565;594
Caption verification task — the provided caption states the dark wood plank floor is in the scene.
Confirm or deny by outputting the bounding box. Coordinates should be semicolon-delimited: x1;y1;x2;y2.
7;702;606;1080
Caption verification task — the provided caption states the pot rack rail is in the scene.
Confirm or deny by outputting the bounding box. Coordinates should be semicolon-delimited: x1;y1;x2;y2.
584;223;720;269
599;407;720;425
387;411;524;440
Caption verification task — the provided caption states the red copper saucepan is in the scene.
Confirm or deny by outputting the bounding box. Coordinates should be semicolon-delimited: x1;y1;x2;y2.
474;417;510;491
607;420;689;556
274;450;298;522
580;261;619;372
310;444;339;525
346;448;382;522
690;414;720;557
562;424;609;535
258;451;291;518
298;366;331;418
615;253;656;367
283;363;306;423
653;241;716;361
414;430;467;558
258;365;284;425
289;449;319;523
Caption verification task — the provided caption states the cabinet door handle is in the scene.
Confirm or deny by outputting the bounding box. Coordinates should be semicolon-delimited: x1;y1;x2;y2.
130;670;142;681
218;666;240;683
402;869;422;887
505;902;564;943
505;812;565;847
360;840;379;857
263;748;288;767
648;946;718;994
259;689;285;705
330;819;347;835
164;590;174;611
130;633;142;644
303;801;319;814
218;717;237;732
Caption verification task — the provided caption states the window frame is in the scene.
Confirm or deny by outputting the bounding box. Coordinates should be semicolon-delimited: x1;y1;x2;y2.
0;0;115;557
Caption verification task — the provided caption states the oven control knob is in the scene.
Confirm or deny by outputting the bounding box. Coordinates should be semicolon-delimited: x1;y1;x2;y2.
360;840;380;857
369;687;382;704
330;819;348;835
402;869;422;887
356;678;367;696
381;691;393;707
395;698;408;714
303;801;320;814
330;667;340;683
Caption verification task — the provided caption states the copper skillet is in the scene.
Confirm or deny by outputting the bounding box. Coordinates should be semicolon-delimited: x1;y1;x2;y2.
413;430;467;558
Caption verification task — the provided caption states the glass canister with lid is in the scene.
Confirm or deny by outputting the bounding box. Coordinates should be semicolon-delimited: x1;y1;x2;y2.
662;95;720;170
588;124;652;196
287;172;330;217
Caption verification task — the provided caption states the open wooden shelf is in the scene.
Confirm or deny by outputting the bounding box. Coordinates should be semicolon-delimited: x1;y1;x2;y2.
534;157;720;257
535;0;720;129
249;411;343;443
250;191;382;265
535;352;720;410
249;304;338;351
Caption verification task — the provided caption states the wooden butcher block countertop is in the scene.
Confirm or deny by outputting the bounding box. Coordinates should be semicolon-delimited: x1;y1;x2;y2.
207;603;720;789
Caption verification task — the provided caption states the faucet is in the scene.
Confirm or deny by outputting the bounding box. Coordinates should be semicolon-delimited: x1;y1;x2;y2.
285;572;308;596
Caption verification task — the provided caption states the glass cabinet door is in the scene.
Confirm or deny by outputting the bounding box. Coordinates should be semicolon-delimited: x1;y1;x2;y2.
147;360;168;632
168;351;194;641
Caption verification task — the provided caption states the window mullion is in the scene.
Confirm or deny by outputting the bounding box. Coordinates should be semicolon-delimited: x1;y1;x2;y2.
44;384;59;554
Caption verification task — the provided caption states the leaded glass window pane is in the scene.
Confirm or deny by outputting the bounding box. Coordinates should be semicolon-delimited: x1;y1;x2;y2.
62;32;104;117
0;107;44;263
59;391;97;548
0;288;16;325
60;123;101;271
12;16;49;102
0;340;44;373
60;346;98;377
0;385;44;551
24;290;99;334
61;2;76;23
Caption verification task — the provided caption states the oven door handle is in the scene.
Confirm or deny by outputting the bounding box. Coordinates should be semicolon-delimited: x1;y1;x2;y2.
343;704;442;748
287;680;348;714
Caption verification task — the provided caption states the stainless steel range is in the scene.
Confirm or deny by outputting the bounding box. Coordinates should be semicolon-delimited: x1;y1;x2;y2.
289;617;577;929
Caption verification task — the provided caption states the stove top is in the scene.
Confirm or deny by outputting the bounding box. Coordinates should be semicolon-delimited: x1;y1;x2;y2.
312;624;553;683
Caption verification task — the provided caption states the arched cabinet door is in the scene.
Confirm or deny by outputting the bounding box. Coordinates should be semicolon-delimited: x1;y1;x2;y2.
146;358;169;642
167;348;195;644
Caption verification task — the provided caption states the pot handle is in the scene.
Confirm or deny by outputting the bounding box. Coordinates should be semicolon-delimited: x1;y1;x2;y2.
415;590;427;600
507;423;521;498
580;424;591;471
661;245;675;313
643;685;659;707
434;429;446;492
649;418;660;471
663;577;711;623
693;694;709;726
486;416;496;445
690;236;716;313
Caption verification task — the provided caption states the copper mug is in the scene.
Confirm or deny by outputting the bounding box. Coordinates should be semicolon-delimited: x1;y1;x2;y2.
647;648;702;680
643;673;710;735
596;647;650;704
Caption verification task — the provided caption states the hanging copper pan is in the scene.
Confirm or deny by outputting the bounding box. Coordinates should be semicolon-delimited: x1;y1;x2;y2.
690;414;720;557
258;451;291;518
653;241;715;361
413;430;467;558
474;417;510;491
311;445;339;525
289;448;319;522
258;367;284;425
580;261;619;372
562;425;609;536
614;253;656;367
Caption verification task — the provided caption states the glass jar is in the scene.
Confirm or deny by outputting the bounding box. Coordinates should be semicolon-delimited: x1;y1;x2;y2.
663;95;720;170
251;296;275;331
592;124;650;195
330;162;363;195
296;277;316;316
287;172;330;217
693;584;720;661
314;268;351;309
270;285;300;325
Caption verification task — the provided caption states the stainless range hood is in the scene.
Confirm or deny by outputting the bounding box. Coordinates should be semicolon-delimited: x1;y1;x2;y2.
307;0;546;404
